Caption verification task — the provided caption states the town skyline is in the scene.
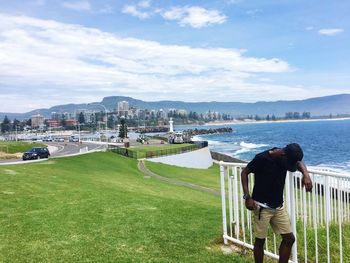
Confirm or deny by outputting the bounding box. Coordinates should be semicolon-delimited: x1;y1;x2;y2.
0;1;349;112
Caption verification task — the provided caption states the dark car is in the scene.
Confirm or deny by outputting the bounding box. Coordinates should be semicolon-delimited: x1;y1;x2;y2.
22;147;50;160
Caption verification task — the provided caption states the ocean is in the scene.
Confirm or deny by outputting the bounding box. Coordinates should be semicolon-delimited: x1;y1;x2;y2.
178;119;350;173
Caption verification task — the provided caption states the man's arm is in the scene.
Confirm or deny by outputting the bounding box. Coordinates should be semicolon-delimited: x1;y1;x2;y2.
297;161;313;192
241;167;257;210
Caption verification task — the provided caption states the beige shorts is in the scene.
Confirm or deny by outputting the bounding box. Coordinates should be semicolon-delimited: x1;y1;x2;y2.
253;205;292;239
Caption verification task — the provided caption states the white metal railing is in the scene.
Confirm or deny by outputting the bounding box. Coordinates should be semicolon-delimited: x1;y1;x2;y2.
219;161;350;263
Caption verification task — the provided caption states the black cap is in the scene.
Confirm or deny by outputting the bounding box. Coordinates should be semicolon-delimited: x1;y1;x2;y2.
284;143;304;172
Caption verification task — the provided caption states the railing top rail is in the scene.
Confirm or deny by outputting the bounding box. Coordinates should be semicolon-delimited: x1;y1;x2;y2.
219;161;350;179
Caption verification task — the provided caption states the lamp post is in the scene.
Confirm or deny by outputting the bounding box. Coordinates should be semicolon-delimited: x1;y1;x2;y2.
88;103;108;148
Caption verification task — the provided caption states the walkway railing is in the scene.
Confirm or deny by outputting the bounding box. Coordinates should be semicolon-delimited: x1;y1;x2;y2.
219;161;350;262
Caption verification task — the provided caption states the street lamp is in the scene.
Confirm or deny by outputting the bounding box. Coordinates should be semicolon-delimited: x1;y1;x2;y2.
88;103;108;147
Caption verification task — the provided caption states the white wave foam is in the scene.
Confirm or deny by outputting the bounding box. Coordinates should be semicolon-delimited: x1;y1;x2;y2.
240;141;268;149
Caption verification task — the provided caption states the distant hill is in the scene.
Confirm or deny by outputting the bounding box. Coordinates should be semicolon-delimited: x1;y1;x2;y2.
1;94;350;121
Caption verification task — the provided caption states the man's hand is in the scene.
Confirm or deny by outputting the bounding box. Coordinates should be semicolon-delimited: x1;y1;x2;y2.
302;175;313;192
245;198;257;210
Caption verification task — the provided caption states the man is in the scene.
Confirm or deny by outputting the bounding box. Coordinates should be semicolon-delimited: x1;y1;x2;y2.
241;143;312;263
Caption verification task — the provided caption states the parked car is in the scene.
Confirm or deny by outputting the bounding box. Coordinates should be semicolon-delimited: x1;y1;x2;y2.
22;147;50;160
54;137;65;142
69;137;79;142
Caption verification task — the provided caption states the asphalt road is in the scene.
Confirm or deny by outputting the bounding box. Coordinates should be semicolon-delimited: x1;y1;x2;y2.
0;141;106;165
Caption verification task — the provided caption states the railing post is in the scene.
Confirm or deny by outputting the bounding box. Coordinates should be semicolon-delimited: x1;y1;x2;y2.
233;165;240;238
227;167;233;237
325;176;330;263
220;162;228;244
288;172;298;262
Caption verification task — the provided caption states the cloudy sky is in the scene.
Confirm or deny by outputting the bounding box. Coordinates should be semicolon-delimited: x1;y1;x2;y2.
0;0;349;112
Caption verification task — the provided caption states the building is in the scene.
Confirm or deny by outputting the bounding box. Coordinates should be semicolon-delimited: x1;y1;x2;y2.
117;101;129;117
31;114;44;128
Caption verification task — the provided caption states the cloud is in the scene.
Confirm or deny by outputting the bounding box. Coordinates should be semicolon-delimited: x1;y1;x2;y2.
1;13;341;112
122;4;152;19
161;6;227;28
138;0;151;8
318;28;344;36
62;1;91;11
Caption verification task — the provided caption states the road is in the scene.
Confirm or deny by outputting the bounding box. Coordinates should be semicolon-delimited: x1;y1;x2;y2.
0;141;106;165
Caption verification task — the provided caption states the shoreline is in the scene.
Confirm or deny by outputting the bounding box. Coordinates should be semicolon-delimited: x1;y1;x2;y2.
203;117;350;126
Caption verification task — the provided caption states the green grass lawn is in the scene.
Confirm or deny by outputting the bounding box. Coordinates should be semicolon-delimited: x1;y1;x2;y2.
0;152;251;263
0;141;46;154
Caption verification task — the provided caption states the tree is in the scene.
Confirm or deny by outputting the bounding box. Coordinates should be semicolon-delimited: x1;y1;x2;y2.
1;115;11;133
293;112;300;119
118;118;128;138
107;115;114;129
78;112;85;124
12;118;20;131
266;115;270;121
302;112;311;119
272;114;276;121
285;112;293;119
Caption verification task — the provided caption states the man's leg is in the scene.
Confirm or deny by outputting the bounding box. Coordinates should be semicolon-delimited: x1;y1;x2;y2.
254;237;265;263
279;233;295;263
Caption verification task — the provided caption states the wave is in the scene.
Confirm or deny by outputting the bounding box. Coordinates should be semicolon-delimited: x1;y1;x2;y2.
239;141;268;149
234;141;268;155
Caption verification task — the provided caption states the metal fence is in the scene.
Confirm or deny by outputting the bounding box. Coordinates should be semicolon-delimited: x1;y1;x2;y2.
219;161;350;263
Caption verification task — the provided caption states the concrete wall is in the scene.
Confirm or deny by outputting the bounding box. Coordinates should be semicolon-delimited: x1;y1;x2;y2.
147;147;213;169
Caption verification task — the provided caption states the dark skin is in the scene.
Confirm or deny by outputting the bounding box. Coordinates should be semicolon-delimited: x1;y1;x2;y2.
241;147;312;263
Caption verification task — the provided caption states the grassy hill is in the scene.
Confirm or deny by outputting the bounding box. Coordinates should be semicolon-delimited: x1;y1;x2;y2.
0;152;251;262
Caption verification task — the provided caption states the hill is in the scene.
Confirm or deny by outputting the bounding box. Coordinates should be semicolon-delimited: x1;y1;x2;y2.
1;94;350;120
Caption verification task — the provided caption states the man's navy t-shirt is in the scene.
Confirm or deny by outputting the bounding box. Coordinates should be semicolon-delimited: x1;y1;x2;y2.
247;148;287;208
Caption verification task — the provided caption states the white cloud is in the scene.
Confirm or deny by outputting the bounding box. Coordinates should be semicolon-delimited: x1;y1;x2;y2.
122;4;152;19
318;28;344;36
62;1;91;11
161;6;227;28
1;13;342;112
138;0;151;8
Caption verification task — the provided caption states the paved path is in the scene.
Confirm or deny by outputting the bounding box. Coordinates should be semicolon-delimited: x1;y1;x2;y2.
138;159;220;197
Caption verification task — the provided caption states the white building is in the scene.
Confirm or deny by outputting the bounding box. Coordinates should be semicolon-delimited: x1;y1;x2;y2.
31;114;44;128
117;101;129;117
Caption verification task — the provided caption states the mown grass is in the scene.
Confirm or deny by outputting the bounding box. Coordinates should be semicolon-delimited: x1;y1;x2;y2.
0;152;251;263
0;141;46;154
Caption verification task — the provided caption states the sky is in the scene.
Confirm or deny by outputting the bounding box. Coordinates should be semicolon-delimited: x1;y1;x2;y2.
0;0;349;113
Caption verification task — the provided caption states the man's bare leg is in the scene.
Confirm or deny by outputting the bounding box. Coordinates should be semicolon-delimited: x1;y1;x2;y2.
254;237;265;263
279;233;295;263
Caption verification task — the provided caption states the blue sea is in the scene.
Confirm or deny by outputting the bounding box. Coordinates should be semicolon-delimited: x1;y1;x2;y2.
177;119;350;173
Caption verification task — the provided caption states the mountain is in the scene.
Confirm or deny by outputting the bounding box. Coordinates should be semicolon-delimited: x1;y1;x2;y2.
1;94;350;121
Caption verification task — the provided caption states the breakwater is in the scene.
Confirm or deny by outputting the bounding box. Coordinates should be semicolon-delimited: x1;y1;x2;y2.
183;127;233;136
134;127;169;133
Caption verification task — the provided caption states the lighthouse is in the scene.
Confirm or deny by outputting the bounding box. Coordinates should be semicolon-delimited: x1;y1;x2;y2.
169;117;174;133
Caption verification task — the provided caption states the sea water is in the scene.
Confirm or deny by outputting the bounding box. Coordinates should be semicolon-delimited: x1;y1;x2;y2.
178;119;350;173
